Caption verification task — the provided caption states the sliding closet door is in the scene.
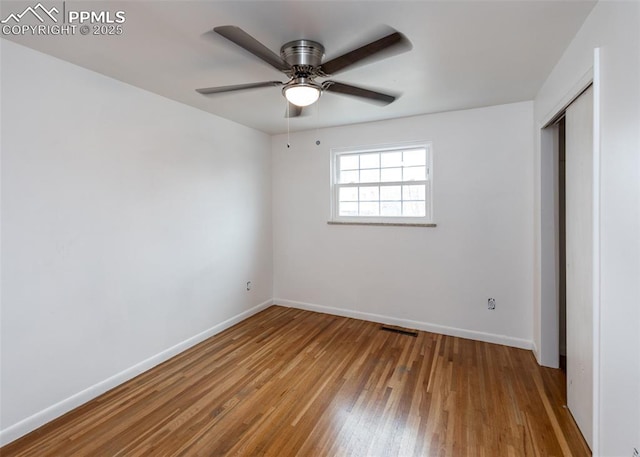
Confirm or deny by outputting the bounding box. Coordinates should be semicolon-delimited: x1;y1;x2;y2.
565;85;593;448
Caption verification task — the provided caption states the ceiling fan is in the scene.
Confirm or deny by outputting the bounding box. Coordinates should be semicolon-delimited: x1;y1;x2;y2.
196;26;411;117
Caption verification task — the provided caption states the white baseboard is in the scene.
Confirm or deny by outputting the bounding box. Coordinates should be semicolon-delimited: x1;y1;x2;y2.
275;298;533;350
0;299;273;447
532;341;541;364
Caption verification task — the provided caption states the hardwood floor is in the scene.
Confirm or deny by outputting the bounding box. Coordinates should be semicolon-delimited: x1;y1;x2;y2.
2;306;590;456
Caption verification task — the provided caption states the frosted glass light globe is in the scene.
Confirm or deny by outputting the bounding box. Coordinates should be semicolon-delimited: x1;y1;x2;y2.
284;85;321;107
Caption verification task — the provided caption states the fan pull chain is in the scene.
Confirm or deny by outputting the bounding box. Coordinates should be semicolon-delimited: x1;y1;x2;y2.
315;99;321;146
287;102;291;148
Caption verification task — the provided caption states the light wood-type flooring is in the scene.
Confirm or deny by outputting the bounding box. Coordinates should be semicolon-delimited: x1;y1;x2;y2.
1;306;590;456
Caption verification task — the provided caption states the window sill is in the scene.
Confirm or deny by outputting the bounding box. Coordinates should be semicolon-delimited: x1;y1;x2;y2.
327;221;437;228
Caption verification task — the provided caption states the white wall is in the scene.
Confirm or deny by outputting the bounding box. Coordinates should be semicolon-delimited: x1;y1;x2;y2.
534;2;640;454
273;102;534;348
0;41;273;443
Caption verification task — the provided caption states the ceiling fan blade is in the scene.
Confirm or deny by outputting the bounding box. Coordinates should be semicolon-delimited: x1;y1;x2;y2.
214;25;290;72
196;81;283;95
323;81;396;105
285;103;303;118
321;30;410;75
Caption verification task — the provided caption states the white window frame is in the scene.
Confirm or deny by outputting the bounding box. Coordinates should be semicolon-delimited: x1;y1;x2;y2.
329;141;434;225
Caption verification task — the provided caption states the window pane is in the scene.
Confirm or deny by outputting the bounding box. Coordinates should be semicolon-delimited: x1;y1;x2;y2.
359;153;380;169
403;184;425;201
359;186;379;201
360;169;380;183
340;155;359;170
381;151;402;168
380;185;401;201
381;202;401;216
403;166;426;181
403;149;426;166
381;167;401;182
360;202;379;216
333;143;431;221
339;187;358;201
339;202;358;216
340;170;359;184
403;201;426;217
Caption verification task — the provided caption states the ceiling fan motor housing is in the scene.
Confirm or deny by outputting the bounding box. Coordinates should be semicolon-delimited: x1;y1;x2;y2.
280;40;325;68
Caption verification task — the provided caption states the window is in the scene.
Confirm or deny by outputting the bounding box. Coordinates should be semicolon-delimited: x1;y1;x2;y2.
330;142;433;225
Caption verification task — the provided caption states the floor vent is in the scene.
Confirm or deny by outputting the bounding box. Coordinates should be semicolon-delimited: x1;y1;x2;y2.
380;326;418;337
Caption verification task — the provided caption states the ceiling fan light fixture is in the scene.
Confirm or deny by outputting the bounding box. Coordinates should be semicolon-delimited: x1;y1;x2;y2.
283;82;321;107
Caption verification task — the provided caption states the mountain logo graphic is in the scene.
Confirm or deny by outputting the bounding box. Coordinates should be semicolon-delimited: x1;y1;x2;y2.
1;3;59;23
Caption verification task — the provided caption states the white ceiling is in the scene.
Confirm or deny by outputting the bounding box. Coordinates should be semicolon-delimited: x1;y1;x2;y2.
2;1;596;134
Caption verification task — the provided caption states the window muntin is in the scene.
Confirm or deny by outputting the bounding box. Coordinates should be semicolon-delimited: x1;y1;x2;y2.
331;143;432;223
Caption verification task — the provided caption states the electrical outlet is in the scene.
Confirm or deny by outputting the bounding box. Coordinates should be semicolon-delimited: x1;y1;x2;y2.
246;281;251;291
488;298;496;310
